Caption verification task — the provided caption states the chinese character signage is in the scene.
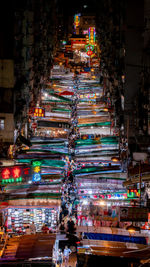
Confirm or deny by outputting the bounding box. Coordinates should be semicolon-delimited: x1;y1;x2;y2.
89;27;96;45
1;166;31;184
37;120;70;129
33;107;45;118
74;14;80;29
32;161;42;182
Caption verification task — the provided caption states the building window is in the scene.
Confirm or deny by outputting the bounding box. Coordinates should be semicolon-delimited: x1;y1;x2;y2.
0;119;5;130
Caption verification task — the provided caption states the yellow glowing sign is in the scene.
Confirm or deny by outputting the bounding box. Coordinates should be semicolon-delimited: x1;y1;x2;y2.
89;27;96;45
74;14;80;29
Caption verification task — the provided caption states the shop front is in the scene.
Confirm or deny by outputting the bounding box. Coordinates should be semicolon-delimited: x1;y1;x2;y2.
6;207;58;232
2;198;61;234
77;198;130;228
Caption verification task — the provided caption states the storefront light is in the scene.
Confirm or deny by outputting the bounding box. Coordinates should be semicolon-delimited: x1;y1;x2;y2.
99;200;105;206
111;157;119;162
83;200;88;205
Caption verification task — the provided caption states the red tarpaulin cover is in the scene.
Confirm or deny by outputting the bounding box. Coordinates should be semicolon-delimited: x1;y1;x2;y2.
59;91;74;96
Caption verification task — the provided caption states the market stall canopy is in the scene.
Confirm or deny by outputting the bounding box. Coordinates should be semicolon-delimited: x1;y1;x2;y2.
1;233;56;262
16;159;66;167
0;198;61;207
73;165;121;175
59;91;74;96
49;93;71;102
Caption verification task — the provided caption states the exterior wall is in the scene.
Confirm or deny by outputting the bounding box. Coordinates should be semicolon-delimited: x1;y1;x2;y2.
144;0;150;135
0;60;14;88
0;113;14;143
124;0;144;137
80;16;96;32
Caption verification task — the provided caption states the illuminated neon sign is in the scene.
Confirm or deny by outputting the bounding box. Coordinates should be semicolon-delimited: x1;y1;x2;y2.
74;14;80;29
85;44;94;56
87;51;93;56
33;107;45;118
127;189;140;198
89;27;96;44
32;161;42;182
1;166;30;184
85;44;94;52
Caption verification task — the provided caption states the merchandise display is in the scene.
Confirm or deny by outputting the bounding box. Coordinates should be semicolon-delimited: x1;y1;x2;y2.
6;207;58;232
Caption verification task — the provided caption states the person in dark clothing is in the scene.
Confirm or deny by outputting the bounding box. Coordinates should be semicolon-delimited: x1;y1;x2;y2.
69;172;73;183
67;217;75;234
59;220;65;234
59;209;63;223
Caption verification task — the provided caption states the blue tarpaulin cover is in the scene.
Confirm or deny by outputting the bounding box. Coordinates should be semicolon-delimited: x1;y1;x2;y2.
84;233;147;245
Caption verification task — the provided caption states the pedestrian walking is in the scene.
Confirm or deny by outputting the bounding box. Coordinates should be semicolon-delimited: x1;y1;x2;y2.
59;220;65;234
29;221;36;234
63;246;71;267
57;249;63;267
68;203;72;216
67;217;75;234
25;225;31;235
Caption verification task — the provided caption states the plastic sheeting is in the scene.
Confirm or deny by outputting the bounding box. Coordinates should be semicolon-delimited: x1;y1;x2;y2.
84;233;147;245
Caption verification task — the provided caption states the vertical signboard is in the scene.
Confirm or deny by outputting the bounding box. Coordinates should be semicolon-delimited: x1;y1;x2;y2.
89;27;96;45
32;161;42;182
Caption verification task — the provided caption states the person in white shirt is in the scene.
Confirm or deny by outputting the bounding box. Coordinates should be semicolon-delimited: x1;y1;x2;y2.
57;249;63;267
29;222;36;234
25;226;31;235
63;246;71;267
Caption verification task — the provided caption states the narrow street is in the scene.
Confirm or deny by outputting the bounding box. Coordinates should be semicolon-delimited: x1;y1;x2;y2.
1;2;150;267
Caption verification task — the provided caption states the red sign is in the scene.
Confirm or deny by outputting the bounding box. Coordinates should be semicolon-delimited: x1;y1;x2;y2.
31;123;37;129
87;51;93;56
1;166;31;180
1;168;11;179
12;167;21;178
